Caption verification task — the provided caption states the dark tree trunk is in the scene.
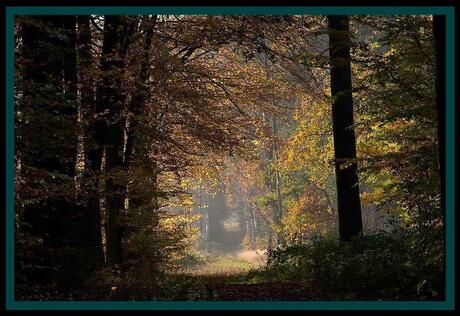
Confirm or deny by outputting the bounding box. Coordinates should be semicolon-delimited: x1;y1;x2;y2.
124;16;156;211
97;16;132;263
77;15;104;263
327;15;363;241
63;17;78;111
124;16;156;169
62;16;79;245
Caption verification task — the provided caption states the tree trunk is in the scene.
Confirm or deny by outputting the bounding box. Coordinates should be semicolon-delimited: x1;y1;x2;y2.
77;15;104;263
124;16;156;169
327;15;363;241
98;15;131;263
267;227;273;251
248;204;256;250
272;117;284;246
61;15;81;245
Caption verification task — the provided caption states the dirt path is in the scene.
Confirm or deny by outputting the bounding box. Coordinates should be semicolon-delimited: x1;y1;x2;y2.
178;250;267;275
205;281;322;300
169;252;329;300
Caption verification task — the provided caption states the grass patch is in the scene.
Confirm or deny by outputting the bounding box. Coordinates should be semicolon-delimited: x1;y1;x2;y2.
179;254;257;275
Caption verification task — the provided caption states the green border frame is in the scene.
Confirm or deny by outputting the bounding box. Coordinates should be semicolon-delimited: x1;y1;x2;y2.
4;6;455;311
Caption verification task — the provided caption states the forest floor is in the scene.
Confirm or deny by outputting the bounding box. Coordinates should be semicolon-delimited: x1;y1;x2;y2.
115;251;418;301
16;251;421;301
153;251;350;301
157;274;324;301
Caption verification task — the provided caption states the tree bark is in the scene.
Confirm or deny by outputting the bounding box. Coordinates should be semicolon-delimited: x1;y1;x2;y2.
124;16;156;213
267;227;273;251
248;204;256;250
98;15;131;263
272;117;284;247
327;15;363;241
77;15;104;263
124;16;156;168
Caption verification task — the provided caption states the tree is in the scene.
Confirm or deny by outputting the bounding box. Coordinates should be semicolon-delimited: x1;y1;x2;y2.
19;15;81;281
97;15;133;263
327;15;363;241
271;117;285;246
76;15;105;264
124;16;157;212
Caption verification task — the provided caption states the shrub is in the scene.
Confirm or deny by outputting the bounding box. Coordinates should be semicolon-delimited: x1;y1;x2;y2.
264;229;443;299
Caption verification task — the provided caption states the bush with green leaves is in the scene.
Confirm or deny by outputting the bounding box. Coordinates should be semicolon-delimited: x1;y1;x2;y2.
264;229;443;299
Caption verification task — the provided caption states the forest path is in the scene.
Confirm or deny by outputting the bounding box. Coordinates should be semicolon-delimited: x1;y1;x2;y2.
160;273;324;301
178;250;267;275
161;250;326;301
199;271;322;300
204;281;321;300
